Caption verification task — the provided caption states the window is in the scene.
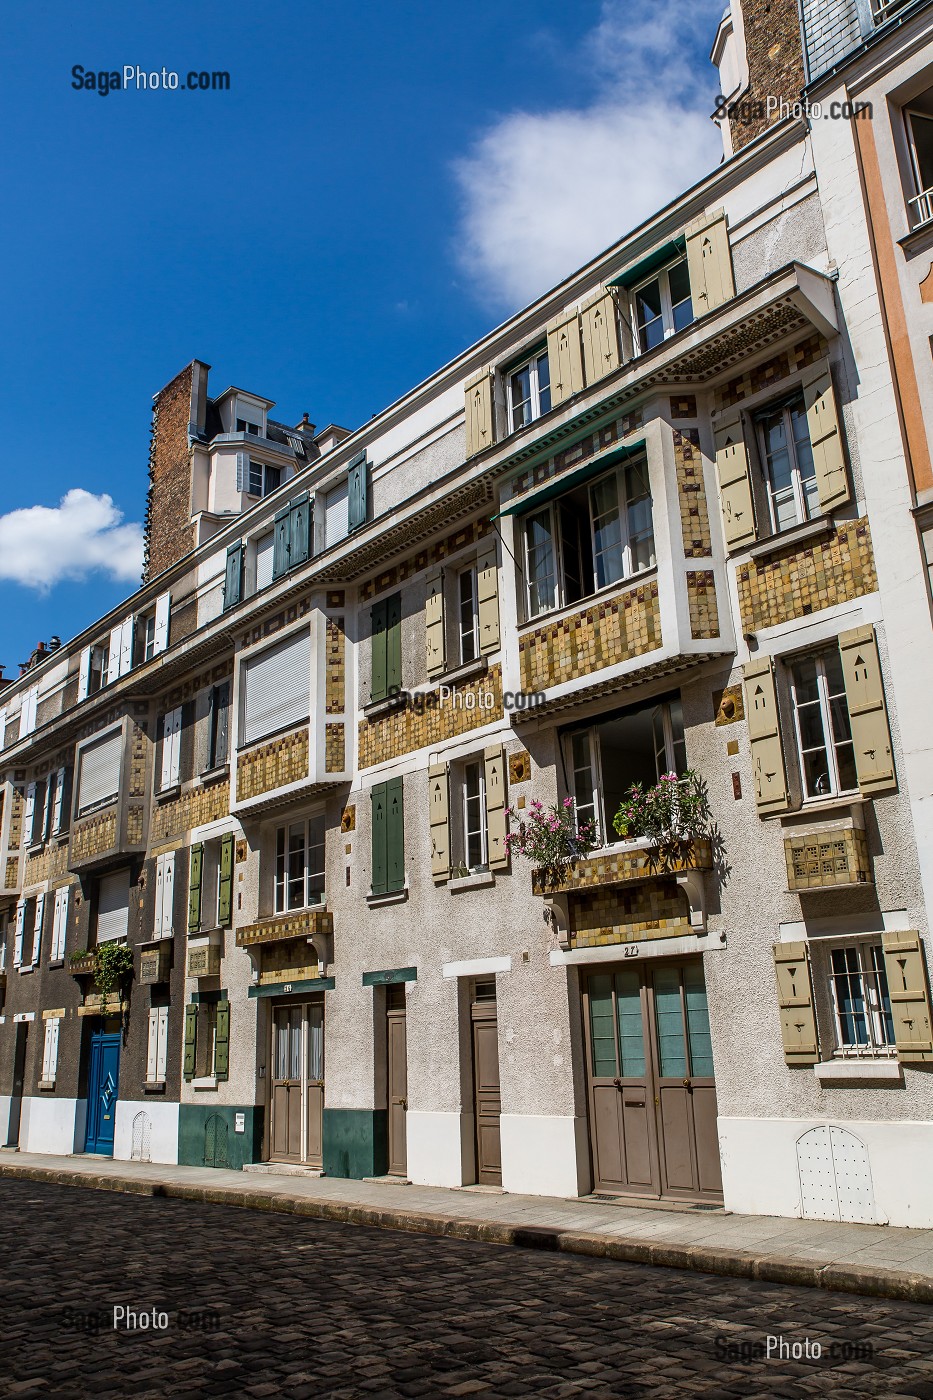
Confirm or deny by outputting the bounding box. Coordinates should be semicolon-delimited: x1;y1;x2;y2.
371;778;404;895
240;630;311;746
154;851;176;939
23;780;40;848
521;460;655;619
247;460;281;497
14;897;45;969
77;730;122;813
188;834;233;932
347;451;368;532
370;594;402;702
206;682;230;771
827;942;895;1056
274;815;326;912
755;395;818;534
565;696;687;844
458;567;479;664
906;103;933;228
97;869;130;944
160;707;183;790
508;351;551;431
224;541;244;612
462;761;488;871
237;418;261;435
142;614;157;662
41;1018;60;1085
633;259;693;354
789;650;857;800
254;530;274;592
184;999;229;1082
147;1005;169;1083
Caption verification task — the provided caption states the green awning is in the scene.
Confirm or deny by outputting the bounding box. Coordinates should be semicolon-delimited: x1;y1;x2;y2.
248;977;335;998
496;438;647;518
609;235;686;290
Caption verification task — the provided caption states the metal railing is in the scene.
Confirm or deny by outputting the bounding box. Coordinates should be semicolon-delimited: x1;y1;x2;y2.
908;186;933;229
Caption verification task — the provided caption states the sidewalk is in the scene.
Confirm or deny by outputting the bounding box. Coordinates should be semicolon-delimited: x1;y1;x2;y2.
3;1150;933;1304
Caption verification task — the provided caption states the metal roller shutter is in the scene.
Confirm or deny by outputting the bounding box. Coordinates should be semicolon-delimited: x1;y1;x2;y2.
77;730;122;812
242;631;311;746
97;868;130;943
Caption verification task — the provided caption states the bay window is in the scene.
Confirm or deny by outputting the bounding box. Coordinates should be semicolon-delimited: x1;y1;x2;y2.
565;696;686;844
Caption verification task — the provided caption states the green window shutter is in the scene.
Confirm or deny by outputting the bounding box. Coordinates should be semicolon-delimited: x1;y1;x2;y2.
223;541;243;610
386;776;405;892
218;833;234;926
289;491;311;567
371;783;387;895
386;593;402;696
183;1003;198;1080
188;842;203;933
214;1001;230;1081
272;505;291;579
347;451;368;532
371;600;388;702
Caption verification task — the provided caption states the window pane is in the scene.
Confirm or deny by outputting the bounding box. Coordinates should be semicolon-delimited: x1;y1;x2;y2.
525;509;557;616
589;975;617;1077
910;111;933;193
869;945;895;1046
668;261;693;331
274;1009;290;1079
653;967;687;1078
615;970;645;1077
590;476;624;588
570;731;598;839
248;462;262;495
308;1004;324;1081
275;827;286;913
668;697;687;776
536;354;551;415
459;568;478;663
307;814;326;902
464;761;486;869
288;1007;302;1079
791;657;820;705
684;964;714;1076
265;465;281;495
510;366;533;430
635;280;664;352
832;946;868;1046
287;822;306;910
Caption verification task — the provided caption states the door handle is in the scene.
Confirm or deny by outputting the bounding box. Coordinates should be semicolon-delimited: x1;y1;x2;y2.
613;1077;623;1088
394;1097;407;1109
683;1078;692;1092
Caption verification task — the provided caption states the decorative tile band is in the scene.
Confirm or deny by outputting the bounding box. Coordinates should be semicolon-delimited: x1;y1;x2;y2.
785;827;872;891
358;665;504;769
532;839;712;895
5;857;19;890
359;520;494;603
71;810;118;862
237;730;309;801
568;880;691;948
151;781;231;841
24;842;70;887
236;908;334;947
325;615;346;715
673;429;712;559
518;582;661;693
736;518;877;632
325;723;346;773
717;333;826;411
687;571;720;640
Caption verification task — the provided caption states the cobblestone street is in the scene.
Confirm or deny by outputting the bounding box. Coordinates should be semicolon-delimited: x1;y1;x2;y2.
1;1181;932;1398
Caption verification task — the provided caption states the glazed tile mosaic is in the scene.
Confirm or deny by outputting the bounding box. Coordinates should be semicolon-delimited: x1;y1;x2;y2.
717;333;826;410
151;781;232;840
531;840;713;895
237;730;310;801
71;810;118;863
358;665;504;768
325;723;346;773
674;429;712;559
568;880;692;947
359;520;494;602
785;827;872;891
518;582;661;693
687;571;720;639
736;518;877;631
508;412;644;502
325;615;346;715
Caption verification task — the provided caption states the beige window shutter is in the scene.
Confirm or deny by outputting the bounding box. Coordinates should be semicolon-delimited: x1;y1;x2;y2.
882;929;933;1062
772;942;820;1064
804;366;851;512
429;763;450;883
476;543;500;654
838;625;896;794
484;745;508;869
425;569;446;679
464;369;495;458
715;412;757;551
580;292;622;385
546;311;584;407
743;656;790;814
685;209;735;317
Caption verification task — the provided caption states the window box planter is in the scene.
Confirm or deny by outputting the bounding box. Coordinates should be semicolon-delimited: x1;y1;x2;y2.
531;837;713;895
68;952;97;977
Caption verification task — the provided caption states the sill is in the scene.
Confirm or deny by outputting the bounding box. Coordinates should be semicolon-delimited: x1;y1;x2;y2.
366;887;408;907
37;1080;56;1092
898;219;933;253
156;783;181;803
520;565;659;631
198;763;230;787
794;792;864;817
48;959;63;970
448;870;496;893
144;1080;166;1094
18;964;34;976
363;691;408;720
431;656;489;688
746;516;836;561
815;1058;902;1083
192;1076;218;1091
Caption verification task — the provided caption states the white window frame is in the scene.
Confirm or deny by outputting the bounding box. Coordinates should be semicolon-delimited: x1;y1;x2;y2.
147;1005;170;1083
631;258;693;355
788;650;857;802
565;698;687;846
458;567;479;665
154;851;176;939
906;105;933;229
461;760;488;871
50;886;69;962
160;707;183;790
274;814;326;914
507;350;551;432
247;459;282;498
826;939;896;1057
41;1017;60;1084
755;395;819;535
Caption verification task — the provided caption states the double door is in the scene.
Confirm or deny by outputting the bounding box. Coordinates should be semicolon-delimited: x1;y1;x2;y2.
583;959;722;1202
270;1000;324;1167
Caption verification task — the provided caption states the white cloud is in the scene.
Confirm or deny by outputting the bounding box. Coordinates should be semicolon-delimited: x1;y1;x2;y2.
453;0;726;310
0;489;144;593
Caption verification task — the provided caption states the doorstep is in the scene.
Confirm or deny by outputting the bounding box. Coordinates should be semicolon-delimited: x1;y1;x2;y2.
584;1192;729;1215
242;1162;324;1179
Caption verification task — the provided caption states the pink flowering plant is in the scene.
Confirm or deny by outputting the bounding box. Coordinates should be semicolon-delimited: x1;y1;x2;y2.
505;797;599;888
612;769;712;870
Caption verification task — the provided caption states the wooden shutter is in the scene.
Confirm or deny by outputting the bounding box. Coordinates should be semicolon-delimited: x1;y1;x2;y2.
22;686;38;736
547;311;584;406
147;1008;160;1082
52;766;66;834
371;599;388;702
241;632;311;745
13;902;25;966
429;764;450;882
743;657;790;814
78;646;92;701
425;570;446;679
119;617;134;677
153;592;171;655
51;886;68;961
804;368;850;512
882;930;933;1063
41;776;53;842
107;625;122;684
773;942;819;1065
215;1001;230;1080
161;852;175;938
273;504;291;579
715;412;757;550
580;292;622;384
347;451;368;531
161;707;182;789
32;892;45;963
156;1005;169;1081
476;545;500;655
371;783;387;895
218;833;234;927
23;782;36;846
188;843;203;932
685;209;735;317
838;626;895;794
386;776;405;893
484;745;508;870
42;1019;59;1082
289;491;311;566
183;1003;197;1080
464;369;495;459
386;593;402;696
224;541;243;610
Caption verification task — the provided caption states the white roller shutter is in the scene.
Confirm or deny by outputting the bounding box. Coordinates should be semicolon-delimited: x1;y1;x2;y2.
77;730;122;812
255;532;274;591
97;868;130;943
241;631;311;746
325;480;349;547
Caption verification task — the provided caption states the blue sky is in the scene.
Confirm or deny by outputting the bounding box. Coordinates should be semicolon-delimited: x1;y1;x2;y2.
0;0;723;674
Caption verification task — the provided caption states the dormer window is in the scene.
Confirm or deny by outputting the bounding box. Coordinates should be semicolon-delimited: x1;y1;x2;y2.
237;418;261;436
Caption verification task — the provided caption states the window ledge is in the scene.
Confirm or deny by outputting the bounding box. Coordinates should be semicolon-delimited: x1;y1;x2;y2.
363;692;408;721
48;959;63;970
746;517;836;562
366;887;408;908
192;1076;218;1091
448;870;496;893
18;964;34;976
156;783;182;804
898;220;933;254
198;764;230;788
144;1080;166;1094
518;565;659;632
814;1058;902;1083
37;1079;56;1092
431;656;489;689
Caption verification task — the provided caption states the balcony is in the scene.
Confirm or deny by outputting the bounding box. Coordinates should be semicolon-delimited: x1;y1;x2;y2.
908;187;933;231
68;951;97;976
532;838;713;896
236;907;333;948
785;826;872;893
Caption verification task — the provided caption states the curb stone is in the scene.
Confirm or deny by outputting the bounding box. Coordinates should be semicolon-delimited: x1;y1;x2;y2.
0;1160;929;1304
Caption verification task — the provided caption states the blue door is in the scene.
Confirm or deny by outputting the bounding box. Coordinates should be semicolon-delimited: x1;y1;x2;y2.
85;1031;120;1155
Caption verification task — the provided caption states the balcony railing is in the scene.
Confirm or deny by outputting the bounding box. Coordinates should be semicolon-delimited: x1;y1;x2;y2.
873;0;911;22
785;827;872;892
908;187;933;230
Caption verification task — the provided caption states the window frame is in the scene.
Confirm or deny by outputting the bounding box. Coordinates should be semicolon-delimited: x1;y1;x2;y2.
788;649;857;802
754;394;819;535
461;759;489;872
457;566;480;665
826;939;896;1057
631;257;693;355
247;459;282;499
274;814;326;915
507;350;551;432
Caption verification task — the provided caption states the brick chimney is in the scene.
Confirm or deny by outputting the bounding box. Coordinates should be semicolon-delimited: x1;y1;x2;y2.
719;0;806;154
143;360;210;582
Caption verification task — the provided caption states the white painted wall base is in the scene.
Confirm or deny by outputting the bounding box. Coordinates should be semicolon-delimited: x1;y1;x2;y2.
500;1114;590;1198
406;1110;471;1187
0;1095;12;1146
720;1116;933;1227
19;1096;79;1156
113;1100;180;1165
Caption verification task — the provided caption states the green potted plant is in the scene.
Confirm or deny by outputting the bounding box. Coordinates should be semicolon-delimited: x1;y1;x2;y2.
612;770;713;871
505;797;599;890
94;942;134;1014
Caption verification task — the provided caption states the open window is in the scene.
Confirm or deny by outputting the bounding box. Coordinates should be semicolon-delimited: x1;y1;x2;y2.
905;93;933;229
274;814;326;913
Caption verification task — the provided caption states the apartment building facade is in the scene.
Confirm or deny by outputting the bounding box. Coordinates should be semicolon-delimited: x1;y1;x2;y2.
1;0;933;1227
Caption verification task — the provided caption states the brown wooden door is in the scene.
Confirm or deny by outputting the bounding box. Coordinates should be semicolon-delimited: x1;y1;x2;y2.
387;991;408;1177
649;962;722;1200
271;1006;302;1162
471;986;501;1185
305;1001;324;1170
584;969;660;1196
